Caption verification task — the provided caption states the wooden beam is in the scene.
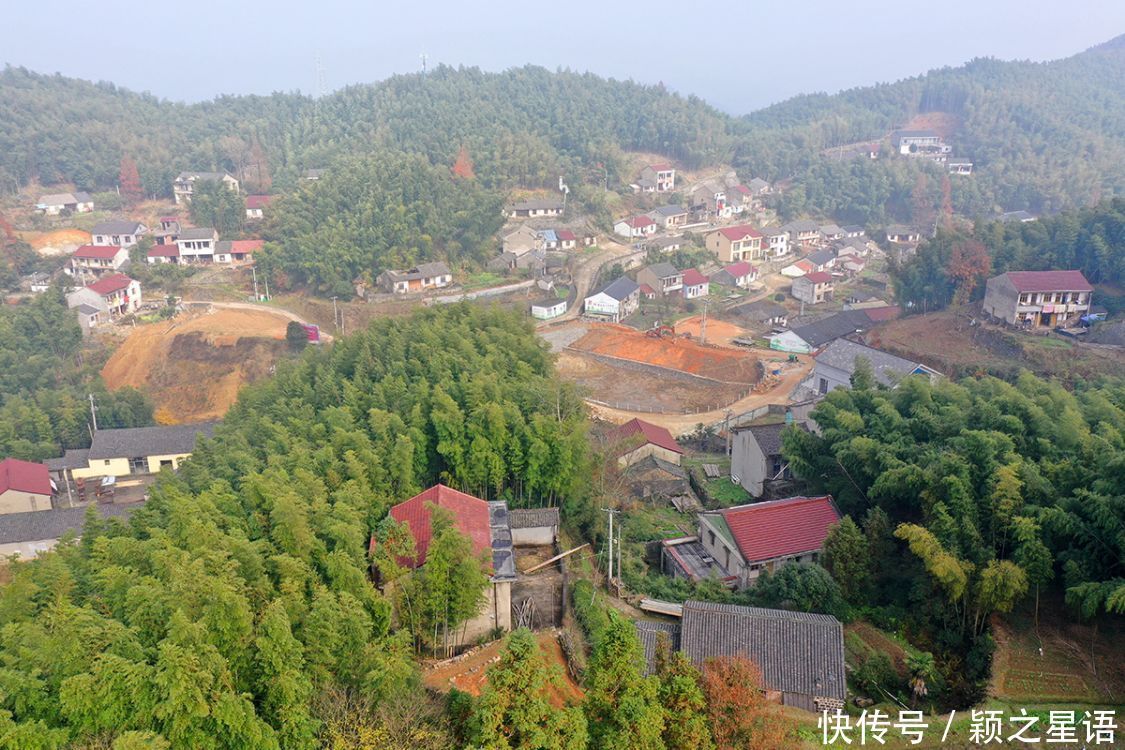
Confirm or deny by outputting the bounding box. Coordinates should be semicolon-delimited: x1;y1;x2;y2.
524;543;590;574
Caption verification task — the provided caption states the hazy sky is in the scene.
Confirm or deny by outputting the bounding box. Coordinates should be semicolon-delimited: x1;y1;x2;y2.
7;0;1125;113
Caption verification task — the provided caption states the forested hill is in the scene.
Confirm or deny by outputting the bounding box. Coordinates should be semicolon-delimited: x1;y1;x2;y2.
2;36;1124;222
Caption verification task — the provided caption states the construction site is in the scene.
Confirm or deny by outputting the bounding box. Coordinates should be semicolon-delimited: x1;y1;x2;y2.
552;322;794;415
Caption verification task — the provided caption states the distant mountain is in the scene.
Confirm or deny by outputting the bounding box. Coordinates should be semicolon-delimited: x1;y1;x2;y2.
1;35;1123;224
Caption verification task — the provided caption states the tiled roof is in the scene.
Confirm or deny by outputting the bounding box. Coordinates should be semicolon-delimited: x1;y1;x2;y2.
717;225;762;242
595;276;640;302
626;215;657;228
791;311;870;348
245;195;274;209
217;240;264;254
43;449;90;472
509;507;560;529
86;274;135;295
635;620;682;674
88;422;217;460
0;458;51;496
645;262;679;279
510;199;564;211
803;271;833;284
733;422;802;458
1002;270;1092;293
731;299;788;322
716;495;840;563
609;418;684;455
556;229;577;241
650;205;687;217
679;600;846;701
389;484;492;567
806;250;835;266
0;502;139;545
724;261;754;277
815;339;936;386
73;245;122;260
91;220;145;235
147;245;180;258
862;305;900;322
177;227;217;241
681;269;708;286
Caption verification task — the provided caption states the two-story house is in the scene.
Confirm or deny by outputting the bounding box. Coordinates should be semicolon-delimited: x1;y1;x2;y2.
176;227;220;263
791;272;834;305
638;164;676;193
173;172;240;205
636;263;683;297
90;220;148;248
67;245;130;279
730;421;807;496
705;225;764;263
681;269;709;300
66;274;142;318
760;225;790;257
982;270;1093;328
584;276;640;322
780;220;821;248
696;495;841;588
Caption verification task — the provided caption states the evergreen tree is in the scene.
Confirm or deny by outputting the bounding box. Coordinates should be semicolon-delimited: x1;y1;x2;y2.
583;612;665;750
822;516;872;605
654;643;712;750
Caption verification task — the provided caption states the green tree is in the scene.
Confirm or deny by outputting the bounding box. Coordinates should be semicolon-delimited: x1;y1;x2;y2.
821;516;872;604
583;612;665;750
189;178;244;234
286;321;309;351
654;640;712;750
254;601;319;749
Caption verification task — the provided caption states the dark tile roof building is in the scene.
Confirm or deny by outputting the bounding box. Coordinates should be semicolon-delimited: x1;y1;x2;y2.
87;423;218;461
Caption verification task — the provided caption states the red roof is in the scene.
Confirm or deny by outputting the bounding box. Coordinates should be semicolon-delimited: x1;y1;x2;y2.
649;163;674;172
229;240;264;253
732;184;752;196
245;195;274;210
556;230;577;242
1004;270;1092;293
0;458;51;497
608;418;684;455
719;495;840;563
803;271;833;284
387;484;491;567
794;259;816;273
86;274;135;295
627;215;657;228
160;216;179;222
147;245;180;258
862;305;901;322
639;283;657;295
717;225;763;242
73;244;122;260
681;268;708;286
724;261;754;277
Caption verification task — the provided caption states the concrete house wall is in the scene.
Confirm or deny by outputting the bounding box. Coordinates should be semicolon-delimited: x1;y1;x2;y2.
0;488;52;515
730;429;768;496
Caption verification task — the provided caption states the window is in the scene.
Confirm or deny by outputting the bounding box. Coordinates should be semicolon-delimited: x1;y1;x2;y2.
724;547;731;570
104;459;111;466
818;377;829;394
708;530;716;547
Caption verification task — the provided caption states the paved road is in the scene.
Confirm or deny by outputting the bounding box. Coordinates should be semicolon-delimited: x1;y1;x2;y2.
540;239;640;327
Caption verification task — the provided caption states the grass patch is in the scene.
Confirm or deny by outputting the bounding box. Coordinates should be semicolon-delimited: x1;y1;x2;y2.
704;477;750;505
462;271;508;291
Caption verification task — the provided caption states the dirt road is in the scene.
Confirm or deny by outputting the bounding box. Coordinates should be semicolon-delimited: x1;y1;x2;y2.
182;300;334;342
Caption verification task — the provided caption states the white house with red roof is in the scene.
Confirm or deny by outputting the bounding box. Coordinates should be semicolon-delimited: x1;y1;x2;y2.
681;268;709;300
67;244;130;279
614;215;658;239
66;274;142;318
711;261;758;289
146;245;180;264
244;194;274;220
982;270;1093;328
608;418;685;467
0;458;53;515
638;164;676;193
371;484;515;645
695;495;841;588
705;225;765;263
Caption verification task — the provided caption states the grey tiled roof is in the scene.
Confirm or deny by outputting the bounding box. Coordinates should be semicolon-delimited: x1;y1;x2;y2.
806;250;835;266
679;600;846;700
488;501;517;581
177;227;216;241
509;507;560;529
731;299;788;322
509;199;564;211
595;276;640;301
44;449;90;472
0;502;139;545
87;422;218;460
91;220;145;235
791;311;870;348
649;205;687;217
815;339;932;386
743;423;786;457
635;620;682;674
645;262;679;279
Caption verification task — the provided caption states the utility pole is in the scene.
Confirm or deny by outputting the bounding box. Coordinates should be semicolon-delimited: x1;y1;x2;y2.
602;507;620;594
331;296;339;332
263;274;270;301
700;297;709;345
251;266;260;301
88;393;98;432
725;409;733;456
616;519;622;596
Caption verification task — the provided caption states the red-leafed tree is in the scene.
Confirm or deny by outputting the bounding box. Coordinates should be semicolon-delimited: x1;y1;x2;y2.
452;145;475;180
940;174;953;229
118;155;142;206
702;656;795;750
948;238;991;307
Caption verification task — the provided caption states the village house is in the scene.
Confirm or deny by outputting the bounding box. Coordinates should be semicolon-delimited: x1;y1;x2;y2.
635;601;846;712
747;177;771;195
373;484;516;645
146;245;180;265
947;158;974;175
245;194;274;219
614;215;658;239
67;244;130;279
696;495;841;588
0;458;52;515
176;227;220;262
636;262;683;296
732;299;788;328
66;274;142;318
583;276;640;322
819;224;845;243
217;239;262;263
69;422;217;480
705;225;764;263
791;271;834;305
689;180;730;220
71;303;107;335
839;255;866;276
173;171;240;205
644;235;685;254
90;220;148;248
0;503;136;560
502;225;544;256
530;298;568;320
303;168;326;181
637;164;676;193
781;258;817;278
711;261;758;289
505;199;564;219
730;421;806;496
555;229;578;251
780;219;821;248
608;417;684;468
36;192;94;215
1000;210;1037;223
841;225;866;238
624;455;693;506
835;239;870;259
21;272;51;294
377;262;454;294
508;508;560;547
982;270;1093;328
810;338;939;395
153;217;181;245
885;224;921;244
893;130;951;161
538;229;560;251
804;249;837;273
647;205;689;229
760;225;790;257
681;268;709;300
785;308;888;352
727;185;757;215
